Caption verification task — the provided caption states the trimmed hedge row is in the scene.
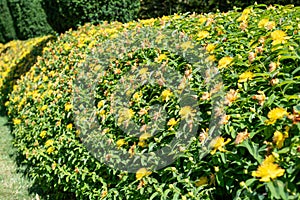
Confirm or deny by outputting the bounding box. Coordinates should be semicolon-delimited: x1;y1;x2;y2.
0;35;54;109
2;4;300;200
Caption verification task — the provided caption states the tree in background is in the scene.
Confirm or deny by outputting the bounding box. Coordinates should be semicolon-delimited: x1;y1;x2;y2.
7;0;54;40
0;0;17;43
41;0;140;33
138;0;300;19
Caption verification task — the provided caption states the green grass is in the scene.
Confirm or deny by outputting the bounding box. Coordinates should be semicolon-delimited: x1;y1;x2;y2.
0;115;37;200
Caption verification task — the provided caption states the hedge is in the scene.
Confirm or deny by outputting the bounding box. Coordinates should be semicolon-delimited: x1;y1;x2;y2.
3;4;300;200
7;0;54;40
0;0;17;43
138;0;300;19
41;0;140;33
0;35;54;110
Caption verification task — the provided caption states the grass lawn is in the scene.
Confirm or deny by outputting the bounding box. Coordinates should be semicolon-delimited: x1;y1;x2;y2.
0;115;37;200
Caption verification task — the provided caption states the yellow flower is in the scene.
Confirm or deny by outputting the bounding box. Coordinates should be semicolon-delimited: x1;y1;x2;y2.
199;17;207;24
136;168;152;180
45;139;54;147
139;67;148;75
99;110;106;116
133;91;142;101
258;19;275;30
40;130;47;138
167;118;179;130
167;118;179;128
258;18;269;28
13;118;21;125
67;123;73;129
139;132;151;141
271;30;289;45
97;100;105;108
242;8;251;15
155;54;168;63
47;147;55;154
218;56;233;69
265;107;288;125
206;44;215;53
138;133;151;147
206;55;216;62
237;8;251;22
117;108;135;125
138;140;147;148
181;41;193;50
161;89;173;102
252;155;285;182
40;105;48;112
65;102;73;111
43;76;49;82
196;31;209;40
179;106;195;119
4;101;9;107
63;43;71;52
238;71;254;82
195;176;208;187
273;130;288;149
116;139;126;148
210;136;231;155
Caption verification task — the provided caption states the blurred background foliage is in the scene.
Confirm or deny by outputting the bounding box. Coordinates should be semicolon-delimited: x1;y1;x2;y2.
138;0;300;19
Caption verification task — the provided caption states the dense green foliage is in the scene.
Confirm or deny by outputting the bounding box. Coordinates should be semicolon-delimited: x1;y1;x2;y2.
138;0;300;19
7;0;54;40
0;0;17;43
41;0;140;33
1;4;299;199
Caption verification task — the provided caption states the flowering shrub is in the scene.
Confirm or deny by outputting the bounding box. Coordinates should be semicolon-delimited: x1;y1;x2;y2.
3;4;300;200
0;35;54;107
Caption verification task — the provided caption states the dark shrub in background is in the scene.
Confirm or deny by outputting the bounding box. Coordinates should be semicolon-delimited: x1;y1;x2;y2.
0;0;17;43
138;0;300;19
41;0;140;33
7;0;54;40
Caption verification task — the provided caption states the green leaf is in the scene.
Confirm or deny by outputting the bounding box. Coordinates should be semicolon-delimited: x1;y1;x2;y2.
277;147;289;154
162;189;171;199
245;178;257;187
276;180;289;200
149;192;159;200
267;181;280;199
239;140;263;163
292;67;300;75
172;192;180;200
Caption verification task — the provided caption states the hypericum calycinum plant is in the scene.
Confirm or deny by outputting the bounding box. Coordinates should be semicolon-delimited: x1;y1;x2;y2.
3;4;300;200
